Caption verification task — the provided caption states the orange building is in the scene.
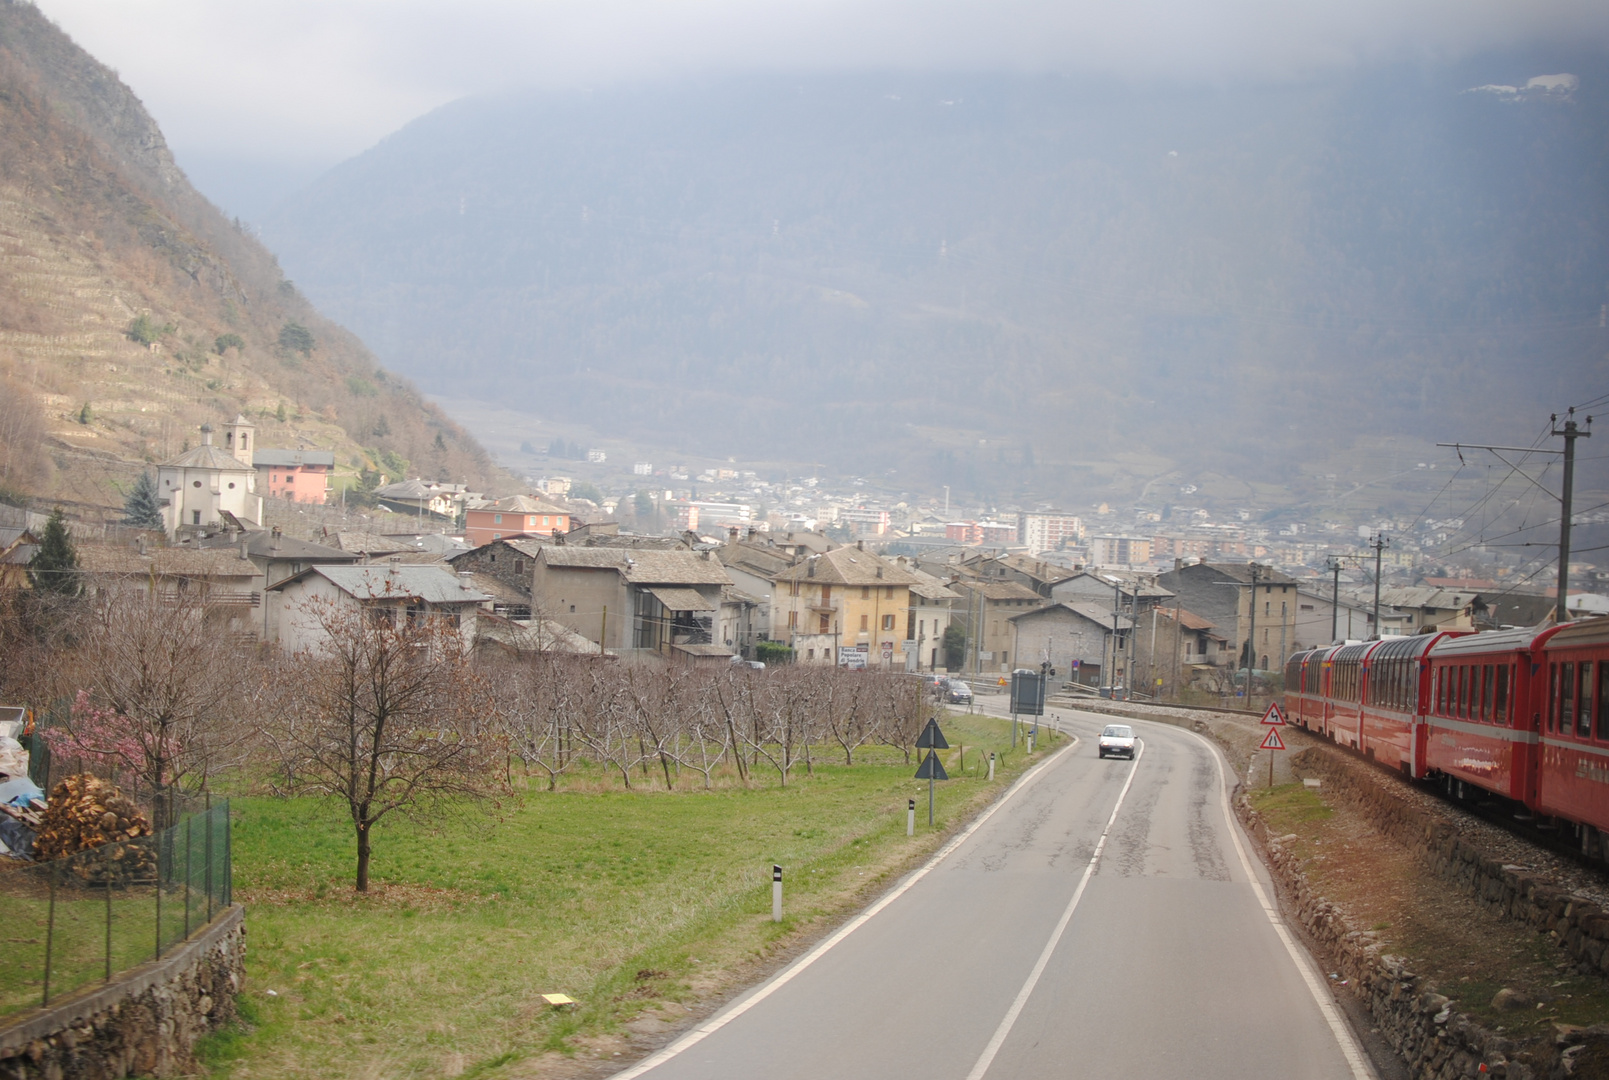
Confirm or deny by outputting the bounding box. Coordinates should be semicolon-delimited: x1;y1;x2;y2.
464;495;572;547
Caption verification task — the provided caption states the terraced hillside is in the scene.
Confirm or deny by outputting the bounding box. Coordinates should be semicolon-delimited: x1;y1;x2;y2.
0;0;510;516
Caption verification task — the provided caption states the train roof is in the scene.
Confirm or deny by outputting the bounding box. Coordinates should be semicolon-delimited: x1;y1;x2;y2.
1429;624;1559;657
1366;633;1445;661
1542;615;1609;651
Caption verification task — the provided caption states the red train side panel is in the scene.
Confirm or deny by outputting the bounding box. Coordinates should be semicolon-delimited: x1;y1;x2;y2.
1537;619;1609;835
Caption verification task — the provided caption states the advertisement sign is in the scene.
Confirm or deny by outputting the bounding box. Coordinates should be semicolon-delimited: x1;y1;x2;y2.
838;646;868;669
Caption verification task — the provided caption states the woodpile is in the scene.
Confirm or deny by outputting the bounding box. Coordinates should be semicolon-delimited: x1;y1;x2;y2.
33;775;152;861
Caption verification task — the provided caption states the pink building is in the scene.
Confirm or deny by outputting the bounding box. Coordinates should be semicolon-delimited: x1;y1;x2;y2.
253;449;335;504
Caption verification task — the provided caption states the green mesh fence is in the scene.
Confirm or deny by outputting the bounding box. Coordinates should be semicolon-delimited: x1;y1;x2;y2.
0;800;231;1020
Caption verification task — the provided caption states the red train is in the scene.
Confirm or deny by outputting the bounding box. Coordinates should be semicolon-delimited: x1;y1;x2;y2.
1283;616;1609;854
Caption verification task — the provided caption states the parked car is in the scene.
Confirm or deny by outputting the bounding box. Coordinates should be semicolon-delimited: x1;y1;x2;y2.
1097;724;1136;759
729;656;766;670
944;678;974;704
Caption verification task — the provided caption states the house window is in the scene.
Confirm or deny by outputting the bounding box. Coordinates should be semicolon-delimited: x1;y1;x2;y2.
859;614;869;631
514;559;525;575
192;510;201;524
821;585;832;603
543;516;550;527
861;586;870;599
790;581;800;598
789;611;798;629
819;614;830;634
285;474;294;483
494;514;503;524
885;586;893;598
882;614;895;631
807;649;815;660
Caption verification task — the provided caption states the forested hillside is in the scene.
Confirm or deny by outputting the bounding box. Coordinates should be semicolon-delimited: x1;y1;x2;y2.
0;0;510;514
263;61;1609;502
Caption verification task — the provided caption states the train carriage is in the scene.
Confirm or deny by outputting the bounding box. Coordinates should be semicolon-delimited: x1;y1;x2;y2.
1358;633;1451;776
1538;618;1609;840
1323;642;1374;749
1423;626;1551;806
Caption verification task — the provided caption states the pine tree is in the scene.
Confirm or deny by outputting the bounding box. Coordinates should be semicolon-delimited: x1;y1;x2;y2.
28;508;81;596
123;472;163;529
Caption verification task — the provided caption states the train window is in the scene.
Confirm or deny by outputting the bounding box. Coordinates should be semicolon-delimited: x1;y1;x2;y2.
1548;664;1558;732
1495;665;1509;725
1562;662;1576;735
1482;665;1494;722
1457;666;1468;718
1582;662;1596;739
1437;667;1448;715
1598;663;1609;741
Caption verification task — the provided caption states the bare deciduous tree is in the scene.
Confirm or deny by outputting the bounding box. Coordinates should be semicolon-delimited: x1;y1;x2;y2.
271;601;504;891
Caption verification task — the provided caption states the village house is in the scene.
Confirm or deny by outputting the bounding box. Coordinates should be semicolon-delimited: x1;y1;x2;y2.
0;526;38;591
950;579;1045;673
773;543;919;667
253;449;335;504
373;479;467;520
532;547;734;660
959;552;1078;599
463;495;572;547
906;563;962;672
155;419;263;537
76;542;263;638
1007;601;1134;689
268;562;489;652
1156;561;1300;672
192;527;361;639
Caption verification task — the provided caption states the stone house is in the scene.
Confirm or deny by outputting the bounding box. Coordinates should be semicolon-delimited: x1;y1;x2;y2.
532;547;734;658
267;563;489;653
1155;561;1299;672
949;579;1044;674
1007;601;1134;688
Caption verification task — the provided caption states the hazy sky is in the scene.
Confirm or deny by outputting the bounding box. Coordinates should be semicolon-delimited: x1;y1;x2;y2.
33;0;1609;215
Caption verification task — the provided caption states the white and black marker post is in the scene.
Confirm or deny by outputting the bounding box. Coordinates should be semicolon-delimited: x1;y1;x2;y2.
914;718;950;826
772;864;783;922
988;751;995;782
907;798;916;836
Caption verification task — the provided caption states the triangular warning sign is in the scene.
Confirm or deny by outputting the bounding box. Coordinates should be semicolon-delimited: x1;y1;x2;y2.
1259;728;1286;751
915;749;949;780
1260;702;1287;726
916;718;950;750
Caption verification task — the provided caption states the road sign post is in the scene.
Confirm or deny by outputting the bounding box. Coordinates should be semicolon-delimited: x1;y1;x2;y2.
1259;725;1286;787
907;798;915;836
772;864;783;922
915;717;950;826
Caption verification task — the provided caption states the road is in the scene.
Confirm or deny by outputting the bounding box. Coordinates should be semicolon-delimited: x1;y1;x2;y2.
615;708;1375;1080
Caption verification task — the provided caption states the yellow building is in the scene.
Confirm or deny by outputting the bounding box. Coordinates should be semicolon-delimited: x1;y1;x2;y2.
773;542;918;667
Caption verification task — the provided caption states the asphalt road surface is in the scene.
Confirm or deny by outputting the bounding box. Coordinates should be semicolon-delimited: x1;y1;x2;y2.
616;709;1375;1080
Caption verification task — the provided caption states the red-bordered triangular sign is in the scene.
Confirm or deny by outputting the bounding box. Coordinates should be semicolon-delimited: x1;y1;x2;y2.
1260;702;1287;726
1259;728;1286;751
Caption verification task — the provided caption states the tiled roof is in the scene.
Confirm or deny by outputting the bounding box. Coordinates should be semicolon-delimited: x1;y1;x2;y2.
953;579;1044;603
158;444;252;471
1009;601;1134;631
270;564;490;603
1156;606;1222;634
77;545;259;577
646;586;717;612
540;547;733;586
773;547;920;587
196;531;357;562
491;495;570;515
253;449;336;468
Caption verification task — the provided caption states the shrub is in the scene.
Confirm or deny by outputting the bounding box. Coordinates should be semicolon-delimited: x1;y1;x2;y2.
214;332;245;355
278;321;315;356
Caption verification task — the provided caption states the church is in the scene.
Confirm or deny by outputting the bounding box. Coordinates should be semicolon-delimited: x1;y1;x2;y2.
156;416;264;537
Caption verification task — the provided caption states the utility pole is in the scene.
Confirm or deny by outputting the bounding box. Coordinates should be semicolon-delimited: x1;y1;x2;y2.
1369;534;1388;640
1243;564;1260;703
1326;556;1343;643
1553;410;1591;623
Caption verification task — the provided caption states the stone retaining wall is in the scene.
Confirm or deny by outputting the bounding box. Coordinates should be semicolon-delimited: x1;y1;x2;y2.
0;905;244;1080
1292;748;1609;980
1236;794;1535;1079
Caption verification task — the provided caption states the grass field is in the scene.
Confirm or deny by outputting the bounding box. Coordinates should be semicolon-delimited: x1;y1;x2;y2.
205;710;1056;1078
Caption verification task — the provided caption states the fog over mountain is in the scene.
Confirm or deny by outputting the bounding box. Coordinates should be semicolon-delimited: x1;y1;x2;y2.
261;60;1609;501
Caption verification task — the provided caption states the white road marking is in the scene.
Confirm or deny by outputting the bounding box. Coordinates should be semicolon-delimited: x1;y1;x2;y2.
1184;725;1378;1080
610;733;1081;1080
964;740;1146;1080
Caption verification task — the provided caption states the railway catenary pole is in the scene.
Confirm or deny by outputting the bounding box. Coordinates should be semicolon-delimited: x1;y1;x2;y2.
1553;410;1591;624
1369;534;1388;640
1438;410;1592;627
1327;557;1343;643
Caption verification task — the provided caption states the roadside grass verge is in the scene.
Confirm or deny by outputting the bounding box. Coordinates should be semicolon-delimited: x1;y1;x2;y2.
210;711;1059;1078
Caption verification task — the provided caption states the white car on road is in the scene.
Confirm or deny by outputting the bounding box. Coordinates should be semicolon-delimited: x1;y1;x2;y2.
1097;724;1136;759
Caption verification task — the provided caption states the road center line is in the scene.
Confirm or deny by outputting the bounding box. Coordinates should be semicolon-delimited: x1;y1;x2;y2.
963;739;1146;1080
1185;726;1377;1080
611;732;1080;1080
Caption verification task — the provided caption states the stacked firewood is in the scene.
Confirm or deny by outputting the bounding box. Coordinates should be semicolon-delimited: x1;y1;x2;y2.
34;775;152;861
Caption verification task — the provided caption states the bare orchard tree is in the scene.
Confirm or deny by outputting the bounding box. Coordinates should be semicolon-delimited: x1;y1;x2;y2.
54;589;251;826
272;600;505;891
679;668;732;788
492;653;593;791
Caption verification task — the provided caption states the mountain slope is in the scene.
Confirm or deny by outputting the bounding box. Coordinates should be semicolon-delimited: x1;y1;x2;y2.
0;0;511;514
263;64;1609;502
